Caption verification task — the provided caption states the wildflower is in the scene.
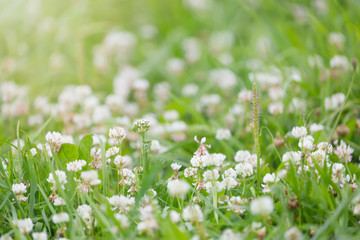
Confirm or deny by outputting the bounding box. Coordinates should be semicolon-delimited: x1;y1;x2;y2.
66;159;86;172
13;218;33;233
12;183;27;202
223;168;237;179
32;232;47;240
167;180;190;199
282;151;302;164
53;196;66;206
330;55;349;71
184;167;198;178
106;146;120;158
182;83;199;97
234;150;251;163
109;127;126;144
133;119;151;134
215;128;231;140
107;195;135;213
250;196;274;215
52;212;70;224
238;89;252;103
317;142;333;154
235;162;254;177
209;69;237;90
30;148;37;156
268;102;283;115
222;177;238;190
77;204;93;228
228;196;247;214
115;213;130;229
325;93;345;110
220;229;242;240
334;140;354;162
183;205;204;223
171;163;182;171
298;135;314;151
45;131;63;153
194;136;211;156
47;170;67;189
310;123;324;134
81;170;101;186
291;126;307;138
284;227;302;240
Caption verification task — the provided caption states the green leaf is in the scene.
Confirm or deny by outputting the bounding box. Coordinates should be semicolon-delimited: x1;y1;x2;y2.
58;143;78;162
78;134;93;162
160;217;190;240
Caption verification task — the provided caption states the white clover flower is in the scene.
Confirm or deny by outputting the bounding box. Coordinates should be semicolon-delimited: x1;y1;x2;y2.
12;183;27;195
238;89;252;103
205;181;224;193
330;55;349;71
222;168;237;179
13;218;33;233
250;196;274;215
167;180;190;199
32;232;47;240
205;153;226;167
106;146;120;158
220;229;242;240
47;170;67;189
53;197;66;206
109;127;126;144
209;68;237;90
215;128;231;140
52;212;70;224
328;32;345;49
332;163;344;175
183;204;204;223
77;204;93;228
203;169;220;181
263;173;278;184
284;227;302;240
45;131;63;152
222;177;238;190
334;140;354;162
81;170;101;186
190;155;206;168
133;119;151;134
310;149;326;165
171;163;182;171
325;93;345;110
121;169;136;185
169;210;181;223
310;123;324;134
66;159;86;172
184;167;198;178
268;102;283;115
166;58;184;75
30;148;37;156
235;163;254;177
298;135;314;151
115;213;129;229
234;150;251;163
317;142;333;154
107;195;135;213
114;155;128;167
282;151;302;164
291;126;307;138
353;204;360;215
182;83;199;97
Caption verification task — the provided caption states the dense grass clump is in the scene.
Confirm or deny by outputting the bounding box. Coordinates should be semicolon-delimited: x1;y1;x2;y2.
0;0;360;239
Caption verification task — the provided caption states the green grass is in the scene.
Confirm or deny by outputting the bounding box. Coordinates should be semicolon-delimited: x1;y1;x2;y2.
0;0;360;239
